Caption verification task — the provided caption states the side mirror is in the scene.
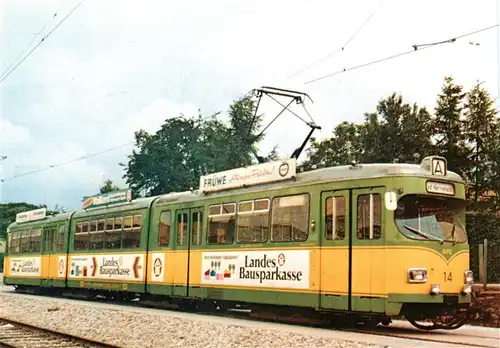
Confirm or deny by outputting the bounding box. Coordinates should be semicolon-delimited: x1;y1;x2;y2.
385;191;398;211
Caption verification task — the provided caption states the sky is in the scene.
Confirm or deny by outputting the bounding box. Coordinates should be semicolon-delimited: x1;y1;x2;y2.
0;0;499;211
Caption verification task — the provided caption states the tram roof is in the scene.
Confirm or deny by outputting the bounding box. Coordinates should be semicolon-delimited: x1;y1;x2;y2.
153;162;464;206
8;211;74;230
72;196;157;218
7;161;464;230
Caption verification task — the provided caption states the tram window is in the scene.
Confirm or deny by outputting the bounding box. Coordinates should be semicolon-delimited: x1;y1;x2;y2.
90;219;105;250
177;213;188;246
43;228;54;252
15;231;21;253
122;215;141;248
7;233;11;253
207;203;235;244
238;201;252;213
105;218;114;231
43;228;51;252
133;215;141;231
10;231;20;253
20;230;30;253
357;194;382;240
57;225;65;252
90;220;104;251
124;216;133;230
51;228;57;251
30;228;41;252
97;220;105;232
271;194;309;242
159;211;171;246
74;221;89;251
106;217;122;249
325;196;346;240
17;231;23;253
192;211;202;246
7;233;12;253
237;199;269;243
223;203;236;214
209;205;221;215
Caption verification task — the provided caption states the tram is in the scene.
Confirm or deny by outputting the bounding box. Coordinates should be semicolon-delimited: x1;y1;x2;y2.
3;156;473;330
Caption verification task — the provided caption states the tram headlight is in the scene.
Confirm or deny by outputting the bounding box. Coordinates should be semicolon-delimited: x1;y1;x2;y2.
430;284;441;295
464;270;474;284
462;284;472;294
407;268;427;283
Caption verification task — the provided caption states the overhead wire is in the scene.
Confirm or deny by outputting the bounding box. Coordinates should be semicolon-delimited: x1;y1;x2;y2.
0;142;134;183
0;111;221;183
0;0;69;81
304;24;499;85
0;0;86;84
287;0;385;79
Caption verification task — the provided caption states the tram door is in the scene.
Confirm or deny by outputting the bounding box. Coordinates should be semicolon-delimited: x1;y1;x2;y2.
41;226;56;287
319;190;350;310
172;208;203;298
350;187;386;313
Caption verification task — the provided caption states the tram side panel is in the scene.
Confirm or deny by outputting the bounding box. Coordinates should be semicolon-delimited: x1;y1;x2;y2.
147;191;322;308
65;210;149;293
4;226;43;287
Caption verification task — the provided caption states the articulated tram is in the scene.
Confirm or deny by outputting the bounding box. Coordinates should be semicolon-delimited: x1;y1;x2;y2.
3;156;473;329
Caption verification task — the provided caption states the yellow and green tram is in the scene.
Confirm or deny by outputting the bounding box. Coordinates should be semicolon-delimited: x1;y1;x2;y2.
3;156;474;329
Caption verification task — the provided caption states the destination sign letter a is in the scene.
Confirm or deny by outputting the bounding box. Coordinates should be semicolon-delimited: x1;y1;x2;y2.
431;158;447;176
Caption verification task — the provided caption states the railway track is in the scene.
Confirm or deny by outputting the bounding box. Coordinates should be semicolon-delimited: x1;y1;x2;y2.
223;309;499;348
2;289;498;348
0;317;120;348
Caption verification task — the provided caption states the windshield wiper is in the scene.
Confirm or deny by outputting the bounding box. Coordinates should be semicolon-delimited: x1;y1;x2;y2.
403;224;444;242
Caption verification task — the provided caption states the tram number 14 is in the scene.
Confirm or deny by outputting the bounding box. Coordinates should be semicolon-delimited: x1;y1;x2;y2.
444;272;453;282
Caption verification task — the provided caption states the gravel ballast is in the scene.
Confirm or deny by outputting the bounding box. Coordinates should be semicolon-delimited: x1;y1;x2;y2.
0;293;382;348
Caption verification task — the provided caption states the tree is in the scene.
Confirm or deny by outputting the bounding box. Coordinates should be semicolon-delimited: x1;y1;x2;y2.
432;76;469;175
301;121;363;170
463;82;499;204
359;112;383;163
374;93;433;163
0;203;53;239
122;118;203;196
99;179;121;194
490;133;500;208
399;104;434;163
122;96;270;196
301;93;432;170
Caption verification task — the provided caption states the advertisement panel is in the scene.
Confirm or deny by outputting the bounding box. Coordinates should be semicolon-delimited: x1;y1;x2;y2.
69;254;144;281
83;189;132;209
201;250;310;289
199;159;296;192
8;257;41;276
15;208;47;223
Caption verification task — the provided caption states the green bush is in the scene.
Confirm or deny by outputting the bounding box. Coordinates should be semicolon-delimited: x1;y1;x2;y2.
466;212;500;283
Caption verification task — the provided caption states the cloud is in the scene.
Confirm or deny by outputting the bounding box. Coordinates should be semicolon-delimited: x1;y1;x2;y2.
1;0;498;209
0;120;31;147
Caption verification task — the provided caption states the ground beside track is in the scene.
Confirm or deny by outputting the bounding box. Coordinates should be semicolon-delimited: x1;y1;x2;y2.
1;288;499;347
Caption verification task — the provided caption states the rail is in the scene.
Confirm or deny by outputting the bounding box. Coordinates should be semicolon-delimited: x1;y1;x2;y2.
0;317;120;348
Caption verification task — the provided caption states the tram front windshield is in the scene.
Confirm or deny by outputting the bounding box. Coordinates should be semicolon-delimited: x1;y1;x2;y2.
394;195;467;243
